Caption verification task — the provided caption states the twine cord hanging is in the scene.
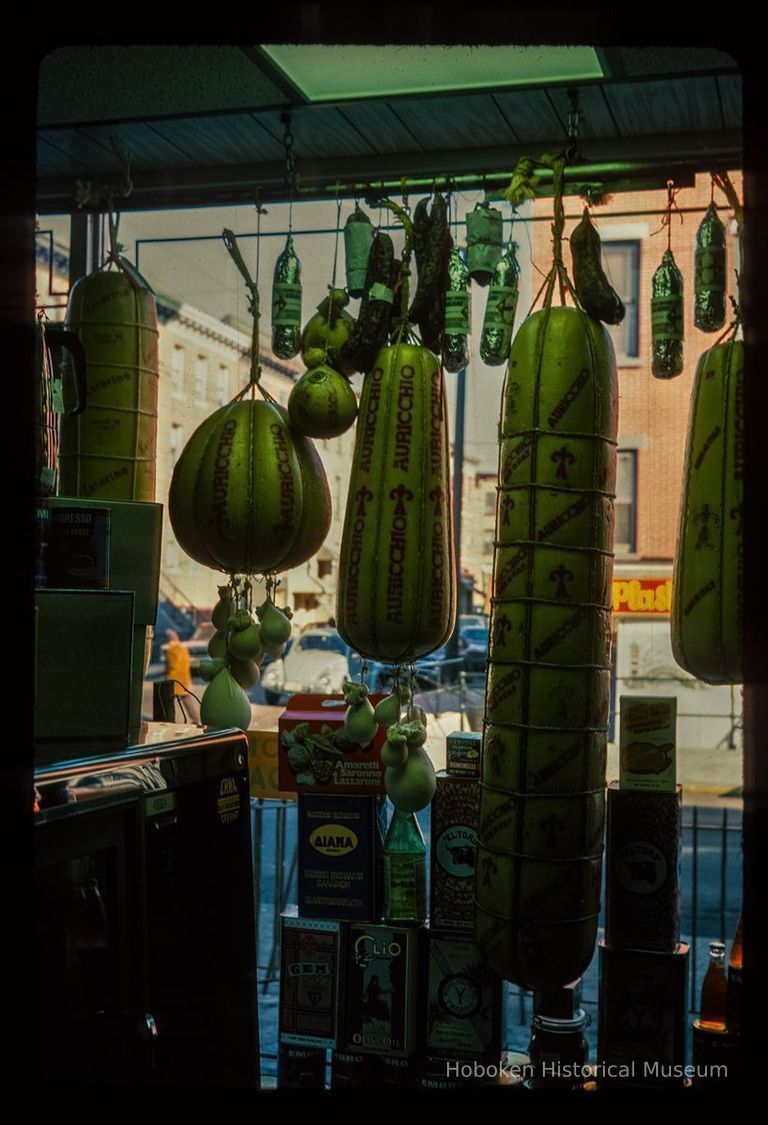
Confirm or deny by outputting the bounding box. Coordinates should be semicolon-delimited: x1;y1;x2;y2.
222;221;269;394
281;113;297;234
75;135;134;211
106;202;123;264
330;189;343;292
651;179;684;247
321;188;345;365
526;156;579;317
711;170;744;311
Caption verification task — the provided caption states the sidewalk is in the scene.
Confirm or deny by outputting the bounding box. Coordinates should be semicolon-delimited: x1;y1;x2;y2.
142;682;744;801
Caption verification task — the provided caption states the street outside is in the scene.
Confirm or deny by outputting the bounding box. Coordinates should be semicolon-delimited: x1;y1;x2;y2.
142;671;744;797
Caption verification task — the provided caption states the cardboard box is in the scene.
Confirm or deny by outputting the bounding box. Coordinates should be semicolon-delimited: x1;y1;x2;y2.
34;588;134;763
446;731;482;777
345;924;423;1056
279;910;344;1048
247;730;296;800
598;940;689;1088
298;794;384;921
49;496;163;624
430;772;479;933
279;693;388;793
425;934;503;1061
619;696;677;791
606;782;682;953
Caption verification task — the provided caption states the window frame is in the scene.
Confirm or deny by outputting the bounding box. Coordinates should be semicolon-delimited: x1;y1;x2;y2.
602;239;641;364
615;448;638;555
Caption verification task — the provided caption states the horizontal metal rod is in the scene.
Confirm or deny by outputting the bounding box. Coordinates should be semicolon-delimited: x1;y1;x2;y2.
36;129;741;214
312;162;729;201
128;203;725;252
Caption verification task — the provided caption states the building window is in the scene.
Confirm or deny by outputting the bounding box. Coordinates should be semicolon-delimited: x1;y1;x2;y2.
215;364;229;405
294;593;320;612
485;490;497;514
603;241;640;361
318;559;333;580
171;346;185;398
483;536;495;557
615;450;637;553
170;423;184;466
193;356;208;404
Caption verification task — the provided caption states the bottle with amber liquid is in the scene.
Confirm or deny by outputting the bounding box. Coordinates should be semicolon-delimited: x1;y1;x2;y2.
383;809;427;924
699;940;727;1030
726;912;743;1032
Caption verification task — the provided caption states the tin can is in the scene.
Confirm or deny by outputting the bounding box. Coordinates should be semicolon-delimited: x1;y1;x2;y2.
331;1049;382;1089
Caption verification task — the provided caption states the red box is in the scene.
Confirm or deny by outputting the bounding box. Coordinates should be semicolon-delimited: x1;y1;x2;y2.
278;693;388;794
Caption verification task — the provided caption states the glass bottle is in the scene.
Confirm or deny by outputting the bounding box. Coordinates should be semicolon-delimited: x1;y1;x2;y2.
383;808;427;925
699;940;727;1031
727;912;743;1031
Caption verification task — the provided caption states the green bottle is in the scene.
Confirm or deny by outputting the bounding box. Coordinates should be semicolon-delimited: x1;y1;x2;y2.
383;808;427;925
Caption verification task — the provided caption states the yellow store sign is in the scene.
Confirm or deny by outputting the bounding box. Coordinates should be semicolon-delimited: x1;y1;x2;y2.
612;578;672;615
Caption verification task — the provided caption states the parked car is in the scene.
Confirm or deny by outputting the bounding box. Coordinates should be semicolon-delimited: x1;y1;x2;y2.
260;628;350;705
458;625;490;675
459;613;489;630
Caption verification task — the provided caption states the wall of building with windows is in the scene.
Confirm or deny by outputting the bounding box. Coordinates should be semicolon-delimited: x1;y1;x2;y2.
532;171;744;750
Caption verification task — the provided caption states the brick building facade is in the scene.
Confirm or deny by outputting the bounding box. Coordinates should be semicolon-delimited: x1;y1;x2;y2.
527;170;743;749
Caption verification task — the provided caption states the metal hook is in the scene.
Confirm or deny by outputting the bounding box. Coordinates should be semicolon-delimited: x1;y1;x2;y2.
565;87;583;165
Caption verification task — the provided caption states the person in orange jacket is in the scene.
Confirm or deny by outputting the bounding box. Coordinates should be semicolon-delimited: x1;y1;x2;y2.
164;628;201;723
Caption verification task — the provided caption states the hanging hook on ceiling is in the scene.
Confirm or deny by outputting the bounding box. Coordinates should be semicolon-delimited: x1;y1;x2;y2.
280;112;297;231
565;87;584;166
280;112;298;193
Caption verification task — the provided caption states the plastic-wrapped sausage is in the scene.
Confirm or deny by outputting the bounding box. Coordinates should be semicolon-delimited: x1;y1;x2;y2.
344;208;374;299
272;235;302;359
442;245;470;373
694;203;727;333
651;249;684;379
466;201;504;287
480;239;520;366
570;208;625;326
339;231;396;375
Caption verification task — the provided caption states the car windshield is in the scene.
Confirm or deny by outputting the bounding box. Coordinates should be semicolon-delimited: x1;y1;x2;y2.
295;633;348;654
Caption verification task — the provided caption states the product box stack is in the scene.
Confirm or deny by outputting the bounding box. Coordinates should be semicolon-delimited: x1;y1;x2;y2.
425;730;504;1090
275;711;503;1089
276;693;388;1089
597;697;689;1089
